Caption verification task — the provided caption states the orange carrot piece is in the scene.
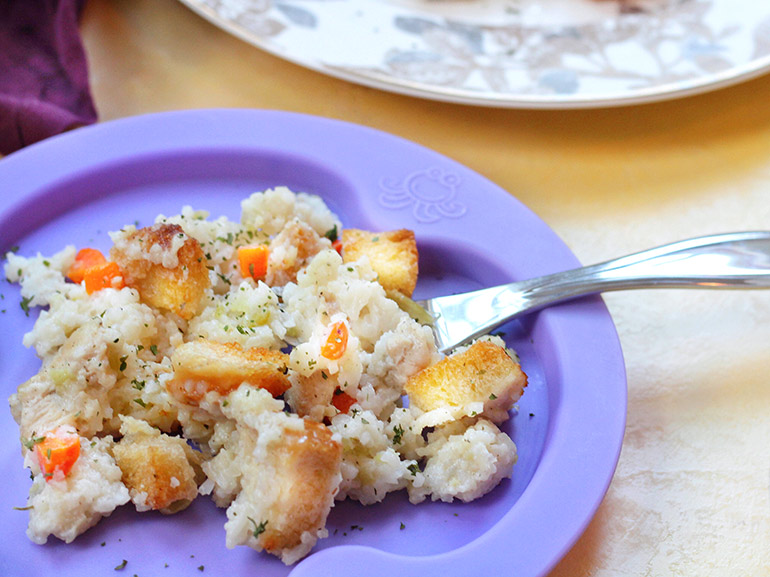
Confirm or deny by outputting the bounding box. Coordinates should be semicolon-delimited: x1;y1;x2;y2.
84;261;125;294
332;238;343;255
238;245;270;281
67;248;107;283
331;388;356;413
321;321;348;360
34;426;81;482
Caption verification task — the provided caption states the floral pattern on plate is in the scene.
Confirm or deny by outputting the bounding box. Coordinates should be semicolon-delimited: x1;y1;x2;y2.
178;0;770;107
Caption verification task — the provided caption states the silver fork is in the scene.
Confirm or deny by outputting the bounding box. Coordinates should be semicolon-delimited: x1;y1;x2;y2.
417;231;770;354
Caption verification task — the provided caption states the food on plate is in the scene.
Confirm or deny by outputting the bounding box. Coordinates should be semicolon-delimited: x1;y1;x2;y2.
405;340;528;425
110;222;210;319
5;186;528;564
167;339;291;404
113;415;202;513
341;228;419;296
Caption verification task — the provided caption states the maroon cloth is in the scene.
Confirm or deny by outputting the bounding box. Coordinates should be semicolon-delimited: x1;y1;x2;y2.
0;0;96;155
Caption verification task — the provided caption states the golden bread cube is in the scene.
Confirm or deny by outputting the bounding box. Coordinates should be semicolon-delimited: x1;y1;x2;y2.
110;223;210;319
257;419;342;555
113;417;201;513
404;341;527;423
168;339;290;405
342;228;418;296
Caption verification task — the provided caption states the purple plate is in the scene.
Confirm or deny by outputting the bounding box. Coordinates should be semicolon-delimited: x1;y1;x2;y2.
0;110;625;577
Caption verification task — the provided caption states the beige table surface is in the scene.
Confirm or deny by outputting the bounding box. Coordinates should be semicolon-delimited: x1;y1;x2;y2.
77;0;770;575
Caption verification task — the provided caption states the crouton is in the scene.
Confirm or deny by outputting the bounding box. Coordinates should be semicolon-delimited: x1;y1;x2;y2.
342;228;418;296
167;339;290;405
110;223;210;319
256;419;342;558
211;393;343;564
113;416;201;513
404;341;527;423
266;218;330;287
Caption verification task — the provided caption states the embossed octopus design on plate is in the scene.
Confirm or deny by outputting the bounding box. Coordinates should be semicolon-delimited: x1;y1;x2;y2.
379;168;466;224
178;0;770;107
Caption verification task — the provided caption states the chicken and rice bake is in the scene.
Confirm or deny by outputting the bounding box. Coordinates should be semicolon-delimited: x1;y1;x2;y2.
5;187;527;565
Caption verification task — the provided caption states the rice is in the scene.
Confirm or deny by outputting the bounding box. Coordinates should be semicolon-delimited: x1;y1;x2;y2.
5;186;527;564
24;435;129;544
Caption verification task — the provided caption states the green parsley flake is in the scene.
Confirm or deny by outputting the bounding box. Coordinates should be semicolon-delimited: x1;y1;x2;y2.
392;424;404;445
22;435;46;450
324;225;338;242
20;296;32;316
248;517;268;539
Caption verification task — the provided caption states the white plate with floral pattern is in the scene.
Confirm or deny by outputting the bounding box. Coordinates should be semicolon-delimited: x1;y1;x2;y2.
178;0;770;108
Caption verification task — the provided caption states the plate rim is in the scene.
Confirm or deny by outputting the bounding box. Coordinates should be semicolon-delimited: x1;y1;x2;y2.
175;0;770;109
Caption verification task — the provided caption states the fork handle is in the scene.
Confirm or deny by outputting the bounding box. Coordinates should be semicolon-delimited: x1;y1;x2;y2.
518;231;770;303
425;231;770;352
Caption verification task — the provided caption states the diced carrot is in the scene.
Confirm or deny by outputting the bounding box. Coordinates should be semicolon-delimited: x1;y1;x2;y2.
34;426;81;482
331;388;356;413
67;247;125;294
332;239;343;255
84;261;125;294
67;248;107;283
238;245;270;281
321;321;348;360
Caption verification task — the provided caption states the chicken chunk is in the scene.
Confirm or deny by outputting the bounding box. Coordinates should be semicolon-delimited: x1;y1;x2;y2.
110;223;210;319
285;370;340;422
404;340;527;424
10;321;115;443
167;339;291;405
113;416;201;513
265;218;331;287
341;228;418;296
